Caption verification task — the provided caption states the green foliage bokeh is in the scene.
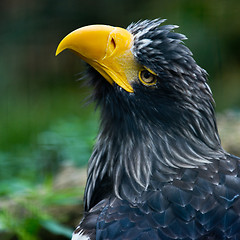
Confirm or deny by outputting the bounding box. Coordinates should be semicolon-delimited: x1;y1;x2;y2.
0;0;240;239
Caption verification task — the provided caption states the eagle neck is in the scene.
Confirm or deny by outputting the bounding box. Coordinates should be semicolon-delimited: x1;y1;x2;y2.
84;92;224;208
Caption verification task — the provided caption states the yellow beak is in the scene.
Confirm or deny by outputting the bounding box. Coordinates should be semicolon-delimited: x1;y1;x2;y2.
56;25;135;92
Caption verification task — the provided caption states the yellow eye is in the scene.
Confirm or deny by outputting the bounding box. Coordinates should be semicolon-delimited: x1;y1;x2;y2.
139;70;157;86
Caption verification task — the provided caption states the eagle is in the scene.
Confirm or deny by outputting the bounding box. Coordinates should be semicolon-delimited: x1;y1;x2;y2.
56;19;240;240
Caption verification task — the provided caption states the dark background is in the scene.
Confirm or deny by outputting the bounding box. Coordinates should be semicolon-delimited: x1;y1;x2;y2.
0;0;240;239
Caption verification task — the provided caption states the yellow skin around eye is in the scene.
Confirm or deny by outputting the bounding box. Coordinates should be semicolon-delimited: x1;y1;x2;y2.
138;70;157;86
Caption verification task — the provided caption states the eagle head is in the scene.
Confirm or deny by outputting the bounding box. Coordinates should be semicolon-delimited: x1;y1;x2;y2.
56;19;224;210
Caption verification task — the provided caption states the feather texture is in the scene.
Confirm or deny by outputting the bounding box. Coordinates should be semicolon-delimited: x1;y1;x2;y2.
72;19;240;239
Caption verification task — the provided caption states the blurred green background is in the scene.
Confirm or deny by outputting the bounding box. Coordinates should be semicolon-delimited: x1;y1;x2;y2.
0;0;240;239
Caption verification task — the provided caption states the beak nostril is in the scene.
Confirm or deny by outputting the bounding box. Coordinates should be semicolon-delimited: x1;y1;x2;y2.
110;37;116;52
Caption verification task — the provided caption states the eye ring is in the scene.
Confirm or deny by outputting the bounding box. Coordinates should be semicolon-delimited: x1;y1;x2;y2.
139;70;157;86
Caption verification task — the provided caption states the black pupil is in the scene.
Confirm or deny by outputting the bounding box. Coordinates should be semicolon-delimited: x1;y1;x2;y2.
143;71;151;79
